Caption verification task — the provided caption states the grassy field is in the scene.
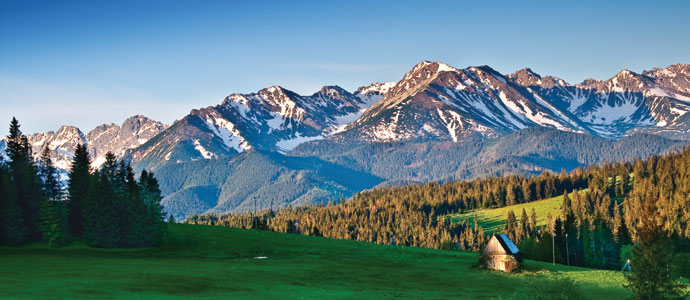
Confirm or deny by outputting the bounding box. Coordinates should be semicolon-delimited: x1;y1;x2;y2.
0;223;631;299
448;191;587;234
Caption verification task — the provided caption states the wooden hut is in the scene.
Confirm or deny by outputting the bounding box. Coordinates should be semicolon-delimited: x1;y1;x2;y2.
481;234;520;272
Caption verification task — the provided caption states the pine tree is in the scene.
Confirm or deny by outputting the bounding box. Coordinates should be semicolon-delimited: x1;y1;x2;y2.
101;152;118;180
6;117;41;242
504;211;518;242
518;208;528;241
37;147;67;247
560;190;572;219
83;170;119;247
529;207;537;237
624;194;688;299
139;170;166;246
114;160;131;246
122;163;145;247
522;180;534;203
39;147;62;201
67;144;91;237
506;184;517;206
612;204;626;243
0;161;26;245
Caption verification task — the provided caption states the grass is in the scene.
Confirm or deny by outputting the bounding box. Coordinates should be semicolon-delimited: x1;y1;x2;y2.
448;191;587;234
0;223;631;299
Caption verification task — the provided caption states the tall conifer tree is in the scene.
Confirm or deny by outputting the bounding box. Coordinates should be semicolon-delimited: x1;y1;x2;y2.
83;169;119;248
625;192;688;299
140;170;166;246
37;147;67;246
67;144;91;237
6;117;41;242
0;160;26;245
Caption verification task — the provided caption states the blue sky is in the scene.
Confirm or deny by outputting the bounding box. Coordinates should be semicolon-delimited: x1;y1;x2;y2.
1;0;689;136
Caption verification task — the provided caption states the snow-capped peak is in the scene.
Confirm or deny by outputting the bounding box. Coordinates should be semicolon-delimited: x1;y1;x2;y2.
15;115;167;172
355;82;396;96
315;85;349;97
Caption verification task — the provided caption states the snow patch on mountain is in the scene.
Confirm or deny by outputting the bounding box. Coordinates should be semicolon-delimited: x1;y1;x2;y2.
649;87;671;98
585;100;641;125
193;139;215;159
437;108;463;142
497;92;528;127
674;93;690;102
276;134;324;152
566;89;590;112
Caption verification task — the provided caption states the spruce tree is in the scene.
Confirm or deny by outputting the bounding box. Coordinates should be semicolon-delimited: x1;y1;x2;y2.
39;147;62;201
504;211;518;242
560;190;572;219
83;170;119;247
67;144;91;237
529;208;538;237
518;208;528;241
122;163;145;247
522;180;534;203
37;147;67;247
624;194;688;299
114;160;131;246
6;117;41;242
506;184;517;206
0;161;26;245
139;170;166;246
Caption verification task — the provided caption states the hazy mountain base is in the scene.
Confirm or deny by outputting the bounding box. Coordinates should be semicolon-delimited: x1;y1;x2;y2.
155;151;383;220
158;127;687;220
292;126;688;182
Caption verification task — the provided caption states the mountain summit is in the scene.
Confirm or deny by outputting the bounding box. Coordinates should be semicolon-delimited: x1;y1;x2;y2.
0;115;166;171
332;61;690;142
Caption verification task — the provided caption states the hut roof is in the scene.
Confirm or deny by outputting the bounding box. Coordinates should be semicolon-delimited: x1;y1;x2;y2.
496;234;519;254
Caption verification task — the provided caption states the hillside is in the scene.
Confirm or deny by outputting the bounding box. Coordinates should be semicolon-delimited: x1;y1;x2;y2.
449;190;585;234
0;224;631;299
154;151;383;219
292;127;687;182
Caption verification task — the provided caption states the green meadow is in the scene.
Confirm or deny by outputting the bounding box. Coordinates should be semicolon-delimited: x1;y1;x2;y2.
0;223;631;299
449;191;586;233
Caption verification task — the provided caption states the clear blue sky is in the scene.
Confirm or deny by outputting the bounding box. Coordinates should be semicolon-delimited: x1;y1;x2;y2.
1;0;689;136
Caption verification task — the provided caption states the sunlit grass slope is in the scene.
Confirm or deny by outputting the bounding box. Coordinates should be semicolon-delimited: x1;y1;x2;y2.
0;223;629;299
449;190;587;234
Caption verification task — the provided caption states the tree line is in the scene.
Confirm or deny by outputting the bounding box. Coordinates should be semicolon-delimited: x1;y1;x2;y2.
0;118;167;248
187;163;592;250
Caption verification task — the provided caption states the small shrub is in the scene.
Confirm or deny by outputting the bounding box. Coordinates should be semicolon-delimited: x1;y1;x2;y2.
503;277;585;300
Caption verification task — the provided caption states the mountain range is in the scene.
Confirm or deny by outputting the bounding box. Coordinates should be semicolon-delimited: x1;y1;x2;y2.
129;61;690;171
0;115;166;175
3;61;689;219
